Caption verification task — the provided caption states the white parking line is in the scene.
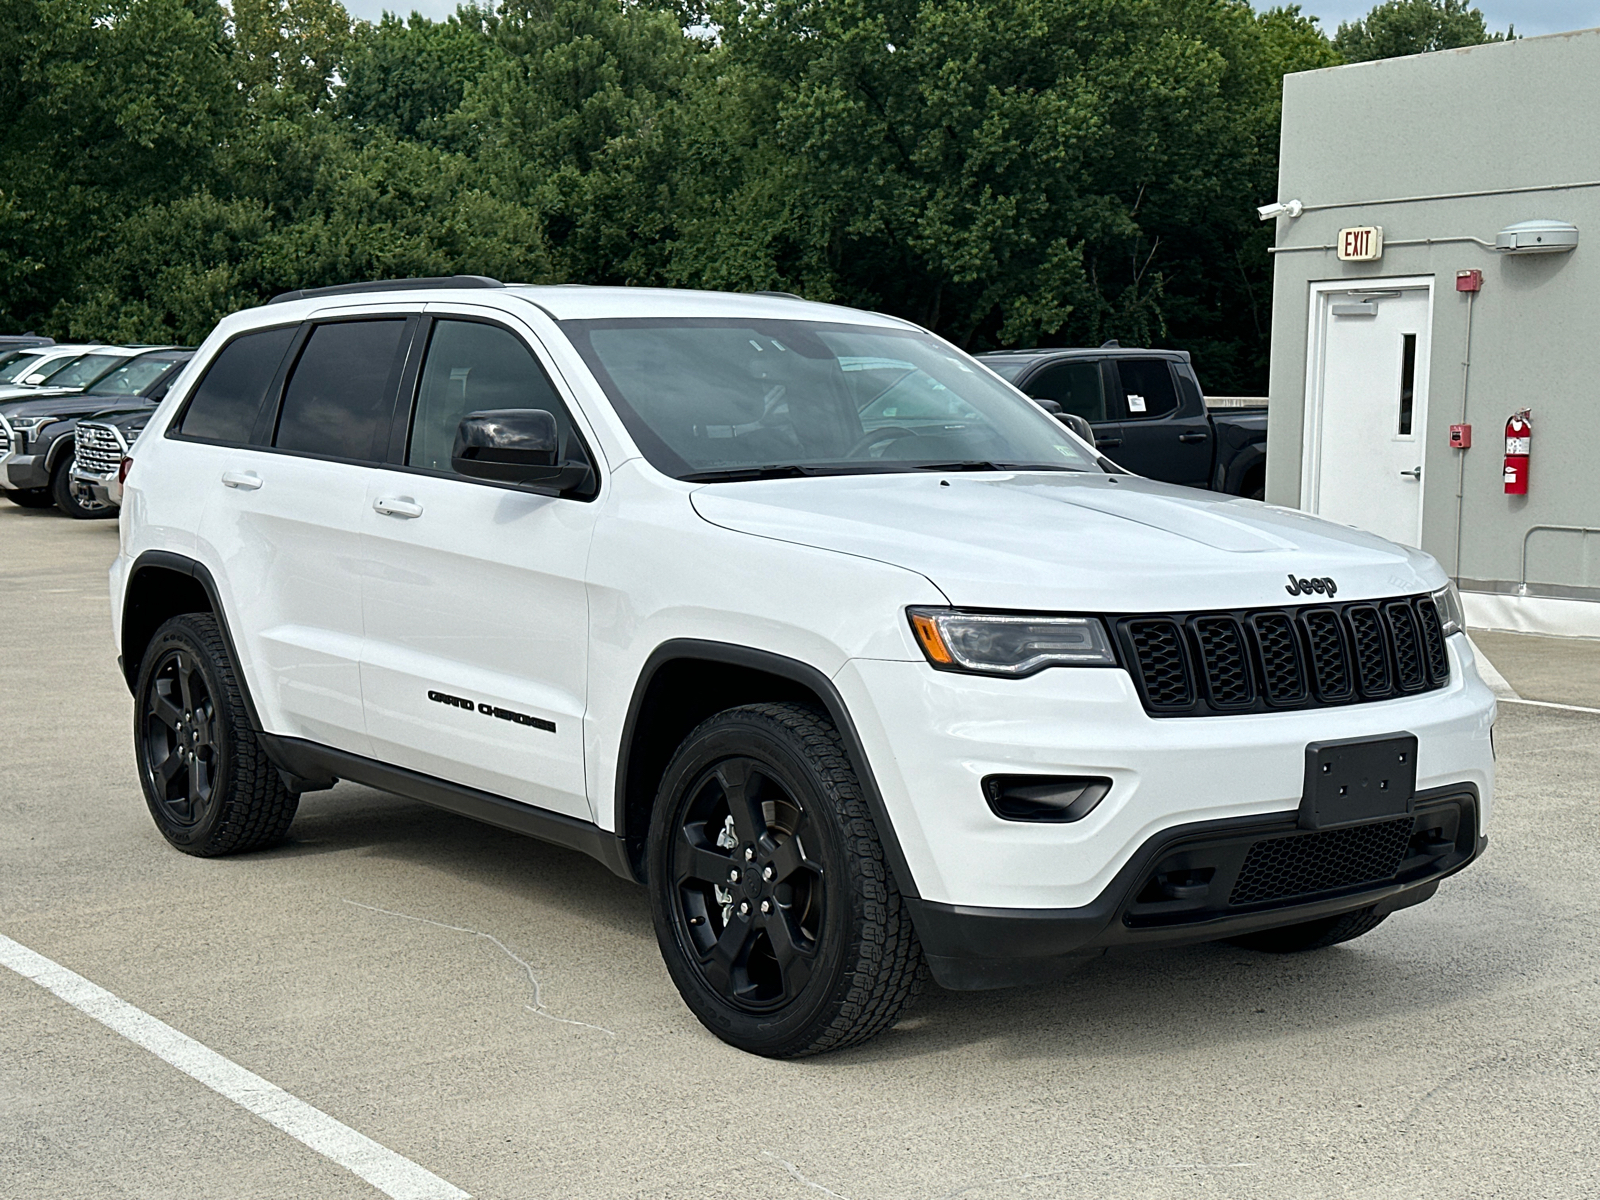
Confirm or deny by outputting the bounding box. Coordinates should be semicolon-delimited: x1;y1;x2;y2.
0;932;470;1200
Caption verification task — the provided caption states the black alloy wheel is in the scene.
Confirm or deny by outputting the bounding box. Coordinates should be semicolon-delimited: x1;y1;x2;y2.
669;755;827;1011
134;613;298;856
648;703;925;1057
142;647;220;830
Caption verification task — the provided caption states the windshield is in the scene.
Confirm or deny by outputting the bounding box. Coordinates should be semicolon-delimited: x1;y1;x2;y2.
562;318;1101;479
41;353;124;389
0;351;51;384
85;356;178;397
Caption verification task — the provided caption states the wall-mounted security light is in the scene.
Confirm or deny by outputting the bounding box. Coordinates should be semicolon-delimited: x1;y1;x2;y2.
1494;219;1578;254
1257;199;1304;222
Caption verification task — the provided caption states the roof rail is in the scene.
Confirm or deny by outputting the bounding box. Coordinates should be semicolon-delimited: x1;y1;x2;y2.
267;276;505;305
753;290;804;300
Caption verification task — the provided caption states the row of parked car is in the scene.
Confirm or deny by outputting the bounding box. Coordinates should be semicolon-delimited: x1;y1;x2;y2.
0;332;1268;522
0;338;193;518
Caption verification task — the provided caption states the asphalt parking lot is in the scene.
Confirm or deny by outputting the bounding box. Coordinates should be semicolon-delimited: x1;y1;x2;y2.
3;501;1598;1200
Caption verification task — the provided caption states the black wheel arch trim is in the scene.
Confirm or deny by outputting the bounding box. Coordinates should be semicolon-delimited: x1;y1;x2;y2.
123;551;263;730
257;733;635;880
614;639;921;897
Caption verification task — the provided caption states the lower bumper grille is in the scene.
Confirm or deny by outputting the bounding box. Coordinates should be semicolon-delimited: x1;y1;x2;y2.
1228;818;1416;906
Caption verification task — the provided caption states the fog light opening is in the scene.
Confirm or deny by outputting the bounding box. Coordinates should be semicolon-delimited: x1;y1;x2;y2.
983;775;1112;823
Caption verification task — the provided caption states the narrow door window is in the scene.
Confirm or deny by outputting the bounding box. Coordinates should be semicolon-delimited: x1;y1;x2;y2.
1398;333;1417;436
175;326;297;445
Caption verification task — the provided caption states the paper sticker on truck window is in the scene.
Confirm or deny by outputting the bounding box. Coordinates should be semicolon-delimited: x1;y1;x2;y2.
1127;393;1147;413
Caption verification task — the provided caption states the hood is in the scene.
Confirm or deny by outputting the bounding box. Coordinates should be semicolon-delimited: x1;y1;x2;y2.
1;395;152;421
690;471;1443;613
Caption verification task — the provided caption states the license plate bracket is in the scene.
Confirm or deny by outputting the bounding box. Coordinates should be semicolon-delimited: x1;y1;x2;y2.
1300;732;1418;830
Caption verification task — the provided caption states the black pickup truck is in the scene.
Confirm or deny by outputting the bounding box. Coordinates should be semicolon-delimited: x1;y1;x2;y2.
976;346;1268;499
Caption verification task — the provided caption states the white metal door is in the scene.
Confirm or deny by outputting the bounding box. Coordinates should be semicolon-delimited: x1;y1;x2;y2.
1304;281;1432;546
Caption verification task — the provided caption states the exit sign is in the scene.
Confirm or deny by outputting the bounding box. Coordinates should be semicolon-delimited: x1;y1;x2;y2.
1338;226;1384;261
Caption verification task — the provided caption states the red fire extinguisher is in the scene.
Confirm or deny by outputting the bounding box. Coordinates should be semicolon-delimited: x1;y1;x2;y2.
1503;409;1531;495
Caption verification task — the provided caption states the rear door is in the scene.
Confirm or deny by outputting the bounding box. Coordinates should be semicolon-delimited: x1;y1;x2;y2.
194;316;410;753
1108;356;1212;487
357;309;600;820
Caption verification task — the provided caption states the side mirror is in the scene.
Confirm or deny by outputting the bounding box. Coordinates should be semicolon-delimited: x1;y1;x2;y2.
1031;396;1064;416
451;409;593;495
1057;412;1097;447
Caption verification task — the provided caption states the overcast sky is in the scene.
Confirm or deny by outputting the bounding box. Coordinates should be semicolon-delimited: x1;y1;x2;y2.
339;0;1600;41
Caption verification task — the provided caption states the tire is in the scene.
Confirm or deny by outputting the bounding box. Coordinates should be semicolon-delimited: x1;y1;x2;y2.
3;487;54;508
647;702;925;1057
1227;906;1387;953
51;457;115;519
133;613;299;856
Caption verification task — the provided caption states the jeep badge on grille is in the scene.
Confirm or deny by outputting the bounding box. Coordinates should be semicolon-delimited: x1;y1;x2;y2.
1285;574;1337;598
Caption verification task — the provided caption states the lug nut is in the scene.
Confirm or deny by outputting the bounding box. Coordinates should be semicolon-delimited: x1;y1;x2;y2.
760;900;771;914
762;866;774;881
738;901;750;916
744;847;754;861
728;869;740;883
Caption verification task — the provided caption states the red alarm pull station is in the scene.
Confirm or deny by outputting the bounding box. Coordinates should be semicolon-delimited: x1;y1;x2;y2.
1456;269;1483;292
1450;423;1472;449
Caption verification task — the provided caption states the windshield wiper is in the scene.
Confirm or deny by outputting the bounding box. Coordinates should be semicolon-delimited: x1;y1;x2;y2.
907;461;1089;473
680;465;835;482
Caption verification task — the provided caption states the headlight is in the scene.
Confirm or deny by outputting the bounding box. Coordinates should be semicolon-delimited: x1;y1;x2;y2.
8;415;58;436
908;608;1118;676
1431;581;1465;637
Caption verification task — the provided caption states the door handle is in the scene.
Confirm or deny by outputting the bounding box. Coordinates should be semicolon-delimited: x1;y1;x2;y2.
1096;437;1123;448
221;471;262;490
1178;432;1209;443
1400;467;1422;479
374;496;423;519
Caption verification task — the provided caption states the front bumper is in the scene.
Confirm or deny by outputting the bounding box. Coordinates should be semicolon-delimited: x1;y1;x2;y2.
908;785;1483;988
70;464;120;507
835;633;1495;913
3;453;48;491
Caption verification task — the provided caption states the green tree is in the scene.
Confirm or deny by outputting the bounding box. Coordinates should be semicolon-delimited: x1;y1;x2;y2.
1333;0;1510;63
338;6;504;145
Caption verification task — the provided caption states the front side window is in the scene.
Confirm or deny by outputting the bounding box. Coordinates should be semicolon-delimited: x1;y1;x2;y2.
563;318;1102;479
1114;359;1180;421
408;320;574;474
176;326;297;444
275;320;407;461
1026;360;1108;423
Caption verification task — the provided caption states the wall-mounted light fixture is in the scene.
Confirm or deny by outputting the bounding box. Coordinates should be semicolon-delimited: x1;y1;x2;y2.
1494;219;1578;254
1257;199;1304;222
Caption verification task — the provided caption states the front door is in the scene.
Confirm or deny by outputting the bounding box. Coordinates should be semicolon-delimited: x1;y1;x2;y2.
1305;282;1432;547
358;312;600;821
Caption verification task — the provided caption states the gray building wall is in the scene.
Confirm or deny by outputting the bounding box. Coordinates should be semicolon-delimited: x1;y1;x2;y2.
1265;30;1600;635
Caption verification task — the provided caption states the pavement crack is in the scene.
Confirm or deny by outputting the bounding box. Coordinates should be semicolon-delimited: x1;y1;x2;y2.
762;1151;852;1199
344;900;615;1037
937;1160;1257;1197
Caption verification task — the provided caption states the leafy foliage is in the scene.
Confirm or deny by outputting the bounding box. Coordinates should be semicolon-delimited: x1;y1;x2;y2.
1;0;1351;391
1333;0;1510;64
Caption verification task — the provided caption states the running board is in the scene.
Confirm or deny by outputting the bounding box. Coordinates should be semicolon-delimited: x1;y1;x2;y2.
257;734;638;883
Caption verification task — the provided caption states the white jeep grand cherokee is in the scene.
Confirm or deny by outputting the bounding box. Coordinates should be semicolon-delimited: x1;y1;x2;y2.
110;278;1494;1057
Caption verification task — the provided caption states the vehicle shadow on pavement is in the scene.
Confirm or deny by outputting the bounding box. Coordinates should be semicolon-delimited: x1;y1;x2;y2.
257;782;1540;1066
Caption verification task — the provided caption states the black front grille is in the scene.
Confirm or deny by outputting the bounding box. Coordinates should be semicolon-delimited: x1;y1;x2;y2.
1125;619;1193;709
1229;818;1416;905
1117;593;1450;717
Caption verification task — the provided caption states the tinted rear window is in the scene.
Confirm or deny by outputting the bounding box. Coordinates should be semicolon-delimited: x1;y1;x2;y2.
274;320;406;461
1115;359;1180;420
177;327;297;444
